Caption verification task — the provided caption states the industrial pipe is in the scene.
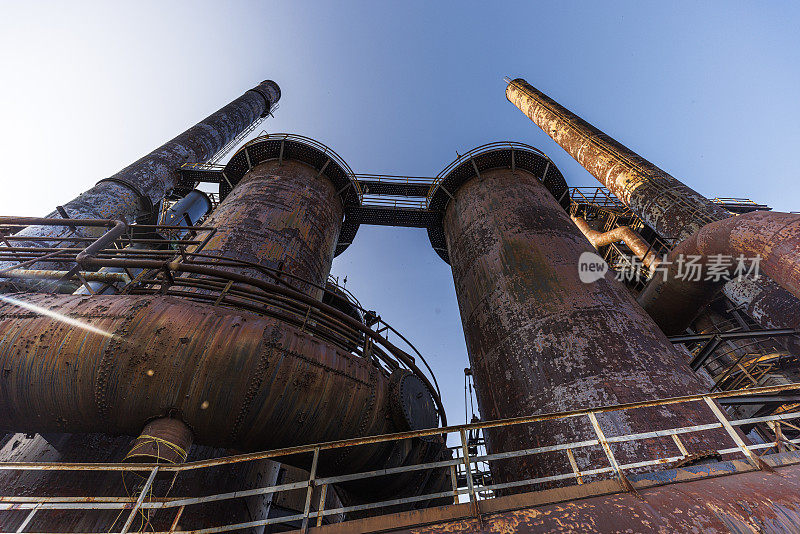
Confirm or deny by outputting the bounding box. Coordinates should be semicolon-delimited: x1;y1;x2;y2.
73;189;212;295
638;211;800;334
506;77;800;344
0;80;280;275
571;215;660;269
0;292;443;496
123;417;193;465
0;269;128;285
161;190;213;230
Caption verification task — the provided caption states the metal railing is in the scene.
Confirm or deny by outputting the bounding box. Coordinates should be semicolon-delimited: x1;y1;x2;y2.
237;133;364;201
359;196;427;210
428;141;551;207
179;162;225;172
354;173;436;186
569;186;628;210
2;383;800;533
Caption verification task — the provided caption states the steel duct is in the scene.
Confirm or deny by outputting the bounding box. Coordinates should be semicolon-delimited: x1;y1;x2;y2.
571;215;660;269
638;211;800;334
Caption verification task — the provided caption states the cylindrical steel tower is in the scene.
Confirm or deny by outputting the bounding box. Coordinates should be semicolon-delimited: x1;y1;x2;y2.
429;145;730;487
200;159;344;298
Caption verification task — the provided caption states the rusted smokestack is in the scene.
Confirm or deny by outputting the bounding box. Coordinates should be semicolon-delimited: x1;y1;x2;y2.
506;77;800;344
505;78;729;240
428;144;730;489
0;80;280;275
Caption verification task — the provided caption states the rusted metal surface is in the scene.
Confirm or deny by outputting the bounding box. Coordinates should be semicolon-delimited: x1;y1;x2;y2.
2;382;799;531
0;268;128;284
0;137;450;513
505;78;730;241
0;433;277;532
571;215;659;269
692;309;796;421
351;454;800;533
506;77;800;349
0;292;444;498
440;161;730;490
200;159;344;298
726;276;800;356
216;133;363;258
0;80;280;277
638;211;800;335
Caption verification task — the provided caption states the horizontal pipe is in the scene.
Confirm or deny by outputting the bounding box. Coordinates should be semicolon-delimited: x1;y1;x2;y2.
0;269;129;284
638;211;800;334
75;219;128;267
76;253;444;418
571;216;660;269
0;293;430;486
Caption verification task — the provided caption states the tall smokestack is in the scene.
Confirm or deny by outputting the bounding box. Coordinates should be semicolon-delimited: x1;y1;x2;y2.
505;78;728;241
1;80;280;272
505;77;800;346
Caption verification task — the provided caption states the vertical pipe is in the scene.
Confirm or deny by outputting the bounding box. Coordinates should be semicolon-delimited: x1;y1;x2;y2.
1;80;280;272
73;189;212;295
443;164;730;488
505;78;800;346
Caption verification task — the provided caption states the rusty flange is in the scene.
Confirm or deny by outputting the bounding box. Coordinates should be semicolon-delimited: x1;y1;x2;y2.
388;370;439;440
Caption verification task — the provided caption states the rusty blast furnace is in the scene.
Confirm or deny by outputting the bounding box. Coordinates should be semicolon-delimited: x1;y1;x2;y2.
1;77;800;533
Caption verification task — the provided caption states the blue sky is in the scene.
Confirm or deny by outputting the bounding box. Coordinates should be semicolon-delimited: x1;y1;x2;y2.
1;1;799;424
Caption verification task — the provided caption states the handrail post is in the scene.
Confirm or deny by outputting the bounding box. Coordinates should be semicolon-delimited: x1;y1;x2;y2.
703;396;761;469
315;483;328;527
168;505;185;534
300;447;320;533
449;464;459;503
565;448;584;485
587;412;634;492
15;503;40;533
459;429;479;517
120;466;159;534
